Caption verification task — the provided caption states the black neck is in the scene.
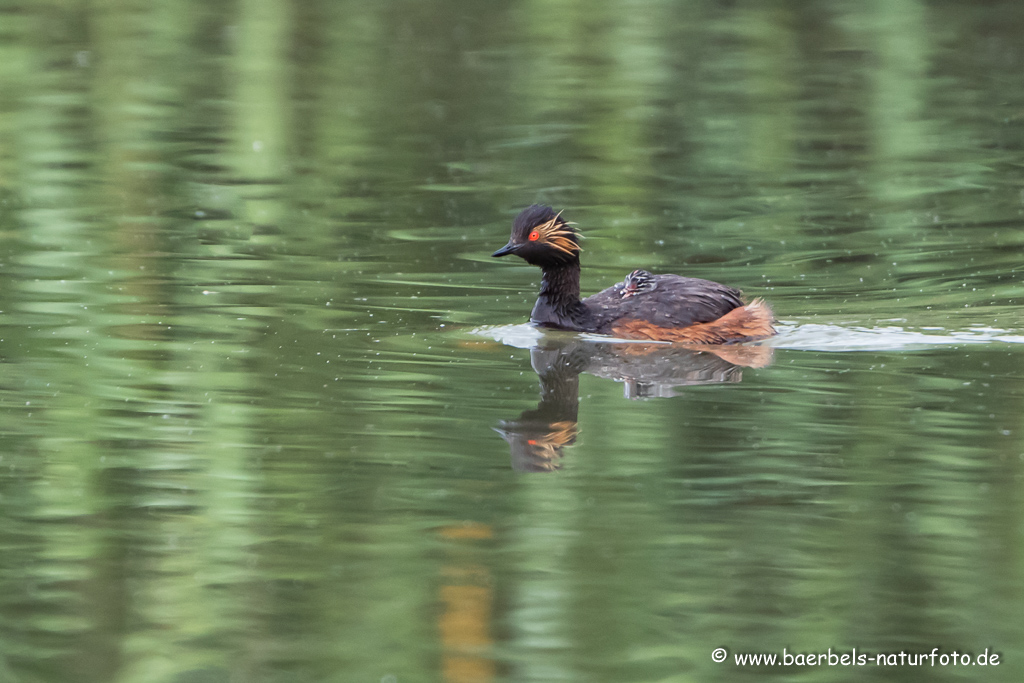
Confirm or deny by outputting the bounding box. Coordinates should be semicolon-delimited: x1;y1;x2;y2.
531;261;590;329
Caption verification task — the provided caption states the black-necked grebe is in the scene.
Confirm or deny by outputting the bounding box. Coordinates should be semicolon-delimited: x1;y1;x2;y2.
492;205;775;343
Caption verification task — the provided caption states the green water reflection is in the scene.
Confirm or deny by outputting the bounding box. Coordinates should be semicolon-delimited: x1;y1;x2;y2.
1;1;1024;682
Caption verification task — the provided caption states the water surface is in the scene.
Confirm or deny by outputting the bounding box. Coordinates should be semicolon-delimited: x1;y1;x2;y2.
1;1;1024;682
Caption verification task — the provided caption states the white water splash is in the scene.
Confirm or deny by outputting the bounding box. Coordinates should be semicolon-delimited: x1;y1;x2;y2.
471;322;1024;352
768;323;1024;351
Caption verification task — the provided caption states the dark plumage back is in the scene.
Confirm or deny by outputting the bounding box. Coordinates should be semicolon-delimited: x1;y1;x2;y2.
585;274;745;331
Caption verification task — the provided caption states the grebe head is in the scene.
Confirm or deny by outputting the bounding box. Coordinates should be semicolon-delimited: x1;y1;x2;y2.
492;205;580;267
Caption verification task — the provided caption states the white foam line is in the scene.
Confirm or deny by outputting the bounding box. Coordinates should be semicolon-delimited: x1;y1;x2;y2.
767;324;1024;351
471;323;1024;353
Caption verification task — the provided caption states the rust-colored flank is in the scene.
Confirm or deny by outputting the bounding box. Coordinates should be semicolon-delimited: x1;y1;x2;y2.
610;299;775;344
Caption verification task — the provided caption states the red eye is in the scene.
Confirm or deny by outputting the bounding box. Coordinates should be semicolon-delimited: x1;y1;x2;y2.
528;230;540;241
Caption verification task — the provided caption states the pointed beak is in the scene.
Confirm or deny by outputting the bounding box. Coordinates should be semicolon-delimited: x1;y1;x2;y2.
492;242;518;257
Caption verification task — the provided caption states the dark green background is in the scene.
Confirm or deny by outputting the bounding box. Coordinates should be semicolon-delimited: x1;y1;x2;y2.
1;1;1023;681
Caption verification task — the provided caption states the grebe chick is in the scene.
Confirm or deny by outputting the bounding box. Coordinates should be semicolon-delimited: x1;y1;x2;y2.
619;269;657;298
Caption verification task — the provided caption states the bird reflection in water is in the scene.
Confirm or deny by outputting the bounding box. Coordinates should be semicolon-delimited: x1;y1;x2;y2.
495;338;772;471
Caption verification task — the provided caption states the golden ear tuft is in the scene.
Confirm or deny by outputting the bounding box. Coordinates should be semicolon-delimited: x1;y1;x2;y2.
535;211;580;256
